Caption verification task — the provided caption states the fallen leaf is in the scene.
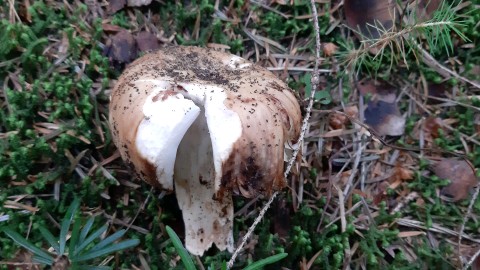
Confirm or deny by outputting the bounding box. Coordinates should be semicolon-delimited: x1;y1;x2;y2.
322;42;338;57
329;112;348;129
345;105;359;119
420;0;441;18
135;31;160;52
474;255;480;270
7;249;41;270
102;23;124;33
127;0;152;7
104;30;137;65
357;78;396;103
108;0;126;14
344;0;396;40
405;0;441;23
394;164;414;181
423;116;444;139
327;106;359;132
432;159;478;201
364;100;405;136
358;78;405;136
373;181;389;205
17;0;32;23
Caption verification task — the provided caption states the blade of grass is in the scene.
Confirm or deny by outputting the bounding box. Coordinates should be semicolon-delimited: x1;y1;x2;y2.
87;229;126;253
165;225;196;270
39;226;60;254
2;228;54;264
74;224;108;254
74;239;140;262
79;217;95;244
69;215;83;256
59;198;80;254
32;254;54;265
242;253;288;270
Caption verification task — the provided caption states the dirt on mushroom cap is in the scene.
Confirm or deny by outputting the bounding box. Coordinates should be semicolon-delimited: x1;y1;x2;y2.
109;45;302;197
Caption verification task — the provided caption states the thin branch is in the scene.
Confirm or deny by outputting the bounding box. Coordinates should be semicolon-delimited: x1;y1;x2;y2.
459;184;480;269
226;0;322;268
417;43;480;89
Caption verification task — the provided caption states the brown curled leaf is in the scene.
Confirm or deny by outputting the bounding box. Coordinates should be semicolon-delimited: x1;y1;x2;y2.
135;31;160;52
432;159;478;202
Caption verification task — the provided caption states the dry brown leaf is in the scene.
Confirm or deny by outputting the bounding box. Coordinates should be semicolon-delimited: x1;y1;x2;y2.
423;116;444;139
329;106;358;129
364;100;405;136
102;23;124;33
104;30;137;64
344;0;396;40
395;165;414;181
406;0;442;22
345;105;359;119
329;113;348;129
474;255;480;270
135;31;160;52
107;0;126;14
432;159;478;201
357;78;397;103
322;42;338;56
357;79;405;136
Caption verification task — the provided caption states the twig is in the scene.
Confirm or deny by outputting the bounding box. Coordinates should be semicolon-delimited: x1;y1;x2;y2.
126;187;154;233
396;218;480;243
417;43;480;89
465;245;480;270
459;184;480;269
267;67;332;72
226;0;322;268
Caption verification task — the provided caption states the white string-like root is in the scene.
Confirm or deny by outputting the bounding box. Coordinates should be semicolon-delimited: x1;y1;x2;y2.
460;184;480;269
465;240;480;270
226;0;322;268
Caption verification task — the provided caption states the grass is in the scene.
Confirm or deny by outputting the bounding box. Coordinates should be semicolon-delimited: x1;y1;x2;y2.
0;0;479;269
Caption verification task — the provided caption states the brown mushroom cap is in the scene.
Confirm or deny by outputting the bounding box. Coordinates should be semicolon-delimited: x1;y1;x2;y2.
110;45;301;197
109;45;301;255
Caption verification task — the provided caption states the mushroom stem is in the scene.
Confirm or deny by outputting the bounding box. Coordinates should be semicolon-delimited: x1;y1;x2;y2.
174;107;234;255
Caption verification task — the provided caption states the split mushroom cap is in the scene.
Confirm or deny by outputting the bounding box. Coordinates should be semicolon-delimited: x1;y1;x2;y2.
109;46;302;255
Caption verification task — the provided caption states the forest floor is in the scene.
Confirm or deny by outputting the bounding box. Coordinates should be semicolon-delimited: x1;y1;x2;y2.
0;0;479;269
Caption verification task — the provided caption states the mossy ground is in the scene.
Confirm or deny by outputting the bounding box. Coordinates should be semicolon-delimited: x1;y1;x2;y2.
0;0;479;269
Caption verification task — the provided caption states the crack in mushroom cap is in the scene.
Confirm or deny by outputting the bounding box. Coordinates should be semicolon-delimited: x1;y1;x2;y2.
109;45;302;198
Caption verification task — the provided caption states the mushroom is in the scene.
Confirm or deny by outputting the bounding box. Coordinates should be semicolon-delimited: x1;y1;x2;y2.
109;46;302;255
